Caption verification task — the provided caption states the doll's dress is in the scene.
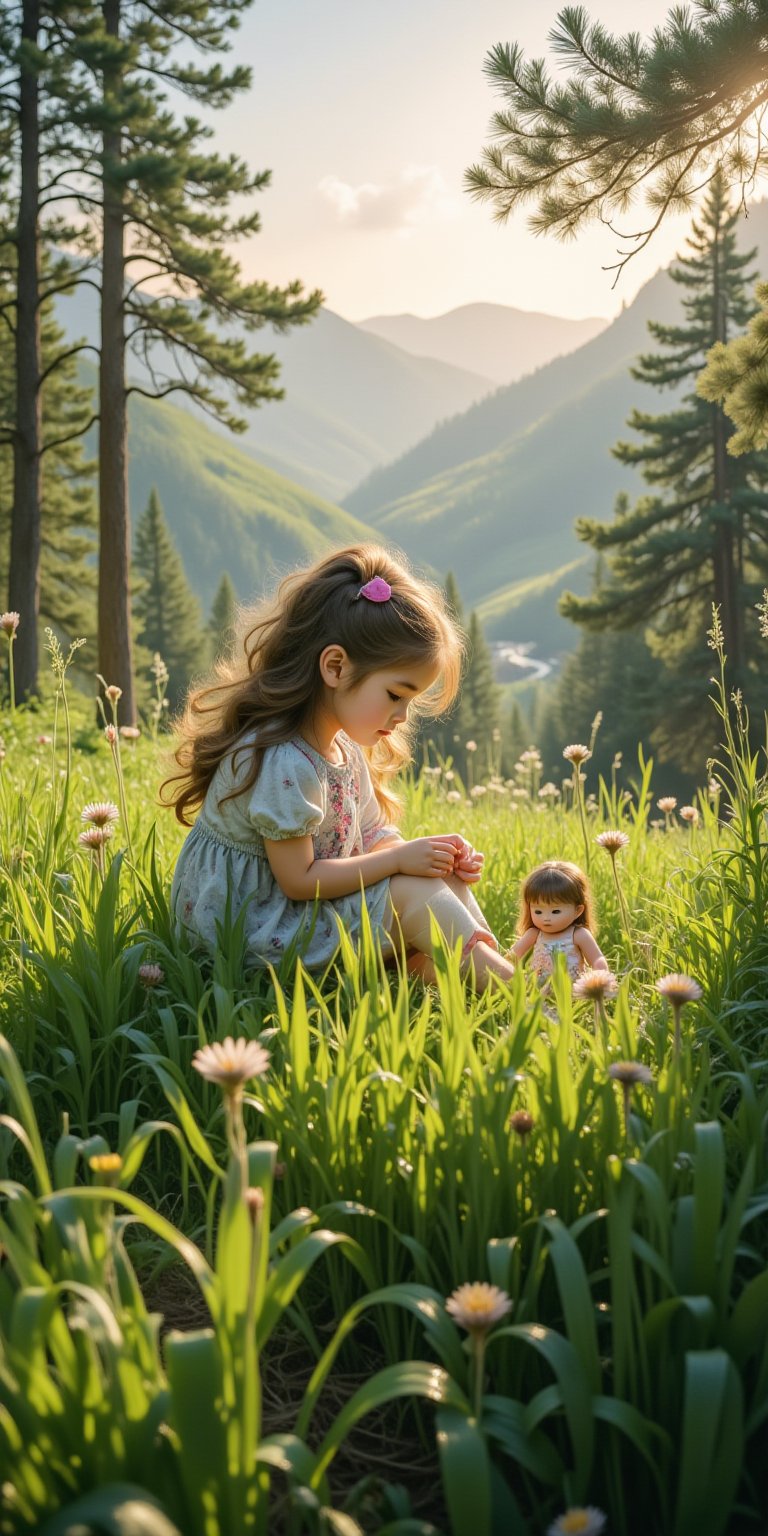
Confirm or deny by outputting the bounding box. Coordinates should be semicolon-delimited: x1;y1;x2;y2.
531;925;584;984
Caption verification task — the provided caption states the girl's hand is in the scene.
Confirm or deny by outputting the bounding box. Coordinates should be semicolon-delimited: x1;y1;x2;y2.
397;836;460;878
446;834;484;884
453;848;484;884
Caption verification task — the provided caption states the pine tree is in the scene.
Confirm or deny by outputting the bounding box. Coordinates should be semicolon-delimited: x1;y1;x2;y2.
56;1;322;723
699;280;768;451
502;697;531;777
0;265;97;650
417;571;463;769
208;571;237;664
0;3;96;698
463;611;501;776
559;178;768;765
132;488;206;713
466;5;768;277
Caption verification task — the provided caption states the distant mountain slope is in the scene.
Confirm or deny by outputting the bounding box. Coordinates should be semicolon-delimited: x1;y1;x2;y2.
234;309;495;501
373;365;651;616
476;558;591;651
344;268;681;521
103;375;379;606
358;302;608;384
345;198;768;532
56;285;494;503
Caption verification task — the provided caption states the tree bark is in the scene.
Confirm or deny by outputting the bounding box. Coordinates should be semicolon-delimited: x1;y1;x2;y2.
710;214;743;674
98;0;136;722
9;0;42;701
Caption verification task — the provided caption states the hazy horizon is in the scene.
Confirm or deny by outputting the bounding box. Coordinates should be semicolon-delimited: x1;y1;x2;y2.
197;0;766;324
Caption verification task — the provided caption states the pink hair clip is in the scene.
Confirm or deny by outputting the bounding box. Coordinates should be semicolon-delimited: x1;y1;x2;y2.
356;576;392;603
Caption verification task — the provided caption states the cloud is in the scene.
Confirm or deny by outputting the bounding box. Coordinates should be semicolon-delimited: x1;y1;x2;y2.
318;165;461;232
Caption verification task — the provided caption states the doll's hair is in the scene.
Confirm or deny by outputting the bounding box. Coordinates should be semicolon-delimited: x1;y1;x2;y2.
517;861;596;935
161;542;465;826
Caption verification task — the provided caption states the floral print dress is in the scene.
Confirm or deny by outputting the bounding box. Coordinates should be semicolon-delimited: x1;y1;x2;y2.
170;729;399;969
531;926;585;983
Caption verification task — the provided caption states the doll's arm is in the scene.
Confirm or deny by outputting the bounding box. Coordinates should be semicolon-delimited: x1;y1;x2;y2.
508;927;537;960
575;928;609;970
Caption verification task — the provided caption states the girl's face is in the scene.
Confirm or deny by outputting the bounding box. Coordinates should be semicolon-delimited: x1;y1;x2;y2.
529;897;584;935
332;659;439;747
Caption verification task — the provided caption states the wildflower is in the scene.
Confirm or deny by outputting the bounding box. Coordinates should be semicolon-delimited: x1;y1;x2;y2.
81;800;119;828
679;804;699;825
120;725;141;740
0;612;20;637
657;796;677;814
104;684;122;704
708;778;720;798
656;973;702;1007
538;782;560;799
446;1282;512;1335
138;963;165;988
707;605;724;651
192;1036;270;1096
757;589;768;639
547;1509;606;1536
465;740;477;752
89;1152;123;1186
444;770;455;781
470;784;487;798
509;1109;534;1139
609;1059;653;1141
78;825;113;850
562;743;591;766
595;829;630;855
151;652;169;685
573;969;618;1001
608;1060;653;1088
656;972;702;1055
446;789;462;803
104;724;117;745
37;734;52;746
245;1187;265;1221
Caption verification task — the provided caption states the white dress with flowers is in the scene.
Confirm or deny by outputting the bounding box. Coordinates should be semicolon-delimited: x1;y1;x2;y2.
170;729;398;969
531;926;584;984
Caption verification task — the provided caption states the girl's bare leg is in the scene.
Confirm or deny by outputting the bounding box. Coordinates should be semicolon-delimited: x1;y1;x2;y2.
386;873;515;989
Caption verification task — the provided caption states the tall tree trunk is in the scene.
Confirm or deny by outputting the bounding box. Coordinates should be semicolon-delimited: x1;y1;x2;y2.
9;0;42;701
710;216;743;674
98;0;135;722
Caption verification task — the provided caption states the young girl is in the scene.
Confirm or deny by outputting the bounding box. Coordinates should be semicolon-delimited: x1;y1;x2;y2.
509;861;608;987
163;543;515;990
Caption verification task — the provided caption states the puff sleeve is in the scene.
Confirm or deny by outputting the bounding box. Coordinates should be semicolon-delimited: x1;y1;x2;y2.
357;749;402;852
245;742;325;840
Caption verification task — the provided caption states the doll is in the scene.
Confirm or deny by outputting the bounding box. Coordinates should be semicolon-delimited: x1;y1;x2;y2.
508;860;608;989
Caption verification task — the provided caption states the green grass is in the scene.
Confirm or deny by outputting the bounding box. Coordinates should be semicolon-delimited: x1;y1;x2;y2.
0;637;767;1534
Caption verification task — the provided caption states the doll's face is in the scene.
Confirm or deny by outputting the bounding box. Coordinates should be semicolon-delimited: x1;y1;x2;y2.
530;898;584;935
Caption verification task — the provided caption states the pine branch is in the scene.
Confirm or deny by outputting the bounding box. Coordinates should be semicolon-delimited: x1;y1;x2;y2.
41;412;99;457
39;342;100;390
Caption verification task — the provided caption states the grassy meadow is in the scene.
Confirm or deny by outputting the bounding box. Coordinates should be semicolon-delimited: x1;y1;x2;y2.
0;632;767;1536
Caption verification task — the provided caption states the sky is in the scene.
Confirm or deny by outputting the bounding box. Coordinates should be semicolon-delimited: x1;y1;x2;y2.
204;1;755;323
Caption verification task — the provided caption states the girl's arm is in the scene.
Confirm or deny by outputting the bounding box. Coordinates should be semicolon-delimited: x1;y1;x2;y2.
508;927;537;960
264;833;459;901
575;927;609;970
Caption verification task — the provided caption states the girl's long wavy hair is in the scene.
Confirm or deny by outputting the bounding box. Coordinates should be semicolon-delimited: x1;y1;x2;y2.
161;543;466;827
517;861;596;936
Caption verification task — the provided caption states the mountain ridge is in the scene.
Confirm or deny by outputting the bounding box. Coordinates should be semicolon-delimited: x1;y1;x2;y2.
357;301;609;384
